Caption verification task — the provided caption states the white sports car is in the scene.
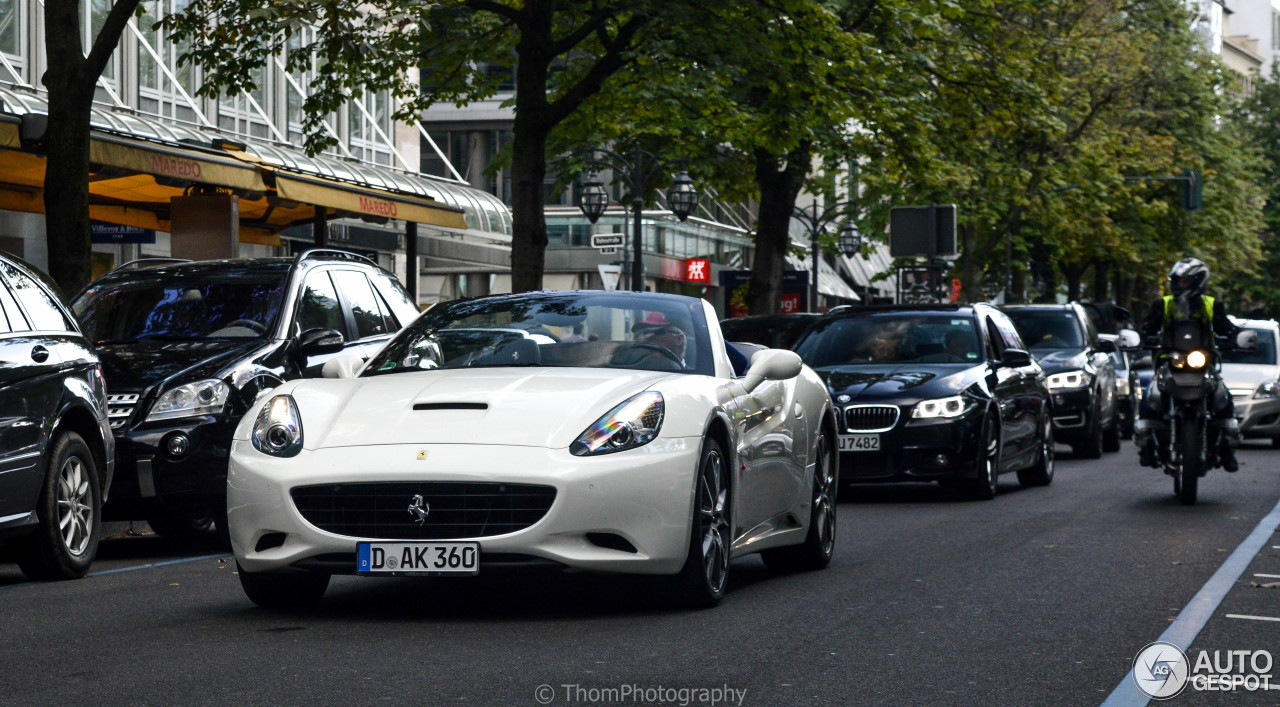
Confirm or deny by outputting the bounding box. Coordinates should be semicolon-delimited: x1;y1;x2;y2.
227;290;838;608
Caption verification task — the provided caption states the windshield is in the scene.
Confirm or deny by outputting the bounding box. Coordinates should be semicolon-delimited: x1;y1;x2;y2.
795;314;983;367
363;292;715;376
73;271;287;343
1223;328;1277;365
1004;310;1084;349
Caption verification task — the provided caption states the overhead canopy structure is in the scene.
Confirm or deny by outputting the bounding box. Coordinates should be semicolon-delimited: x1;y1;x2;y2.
0;87;506;246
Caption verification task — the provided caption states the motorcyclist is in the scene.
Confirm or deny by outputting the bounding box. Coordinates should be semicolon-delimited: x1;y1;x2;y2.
1134;258;1242;471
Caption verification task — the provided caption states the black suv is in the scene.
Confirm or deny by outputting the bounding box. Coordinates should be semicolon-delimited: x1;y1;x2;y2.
1002;303;1120;458
0;254;114;579
70;250;418;541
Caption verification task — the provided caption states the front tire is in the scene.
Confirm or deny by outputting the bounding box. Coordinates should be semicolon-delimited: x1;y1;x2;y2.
16;432;102;581
1177;416;1201;506
238;564;330;609
1073;410;1104;459
965;418;1000;500
1102;413;1122;453
762;433;837;572
671;438;731;608
1018;414;1055;487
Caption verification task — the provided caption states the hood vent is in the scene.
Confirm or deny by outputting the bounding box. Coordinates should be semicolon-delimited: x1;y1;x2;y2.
413;402;488;411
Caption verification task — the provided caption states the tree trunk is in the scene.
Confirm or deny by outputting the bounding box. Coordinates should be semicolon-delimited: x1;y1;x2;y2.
508;19;552;294
1063;262;1085;302
507;116;548;293
746;145;809;315
42;0;91;295
959;222;984;303
1092;260;1110;302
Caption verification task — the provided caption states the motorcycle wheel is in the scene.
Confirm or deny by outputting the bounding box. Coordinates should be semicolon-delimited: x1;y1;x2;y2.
1177;416;1201;506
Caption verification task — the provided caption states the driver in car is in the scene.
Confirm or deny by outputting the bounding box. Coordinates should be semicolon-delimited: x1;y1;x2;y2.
609;312;687;371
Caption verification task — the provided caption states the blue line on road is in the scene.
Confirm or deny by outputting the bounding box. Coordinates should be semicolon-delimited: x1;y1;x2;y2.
1101;496;1280;707
0;553;226;591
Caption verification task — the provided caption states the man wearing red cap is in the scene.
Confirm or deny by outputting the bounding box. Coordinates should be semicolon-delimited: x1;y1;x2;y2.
608;311;688;371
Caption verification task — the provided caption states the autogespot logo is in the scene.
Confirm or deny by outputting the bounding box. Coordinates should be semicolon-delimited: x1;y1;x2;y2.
1133;641;1191;699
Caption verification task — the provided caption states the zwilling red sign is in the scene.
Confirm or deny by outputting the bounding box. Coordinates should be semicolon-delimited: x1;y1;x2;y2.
684;258;710;283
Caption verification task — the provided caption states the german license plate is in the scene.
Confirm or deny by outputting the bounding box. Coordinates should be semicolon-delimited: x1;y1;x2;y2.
357;542;479;575
839;434;880;452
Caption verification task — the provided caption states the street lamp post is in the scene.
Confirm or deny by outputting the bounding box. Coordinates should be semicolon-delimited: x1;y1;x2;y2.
792;201;861;311
576;144;699;291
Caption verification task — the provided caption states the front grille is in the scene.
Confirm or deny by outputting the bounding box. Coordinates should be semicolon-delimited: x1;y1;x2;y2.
290;482;556;540
843;405;900;432
106;393;140;430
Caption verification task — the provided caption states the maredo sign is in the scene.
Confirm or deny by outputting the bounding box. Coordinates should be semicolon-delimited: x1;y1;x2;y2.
684;258;710;283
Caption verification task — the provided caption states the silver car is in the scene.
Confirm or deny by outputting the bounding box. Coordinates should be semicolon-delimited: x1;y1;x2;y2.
1222;317;1280;446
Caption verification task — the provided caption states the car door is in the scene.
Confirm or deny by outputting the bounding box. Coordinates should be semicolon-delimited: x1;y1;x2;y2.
728;373;800;536
982;314;1028;463
0;271;62;520
292;268;362;377
991;310;1041;460
1081;311;1116;426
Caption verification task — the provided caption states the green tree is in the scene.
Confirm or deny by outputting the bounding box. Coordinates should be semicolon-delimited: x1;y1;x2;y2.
165;0;724;292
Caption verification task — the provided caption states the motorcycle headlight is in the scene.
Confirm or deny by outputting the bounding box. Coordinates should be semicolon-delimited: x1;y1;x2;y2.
1116;377;1130;397
146;379;231;421
251;394;303;457
1255;381;1280;399
570;392;664;456
911;395;972;419
1045;369;1089;391
1185;350;1208;369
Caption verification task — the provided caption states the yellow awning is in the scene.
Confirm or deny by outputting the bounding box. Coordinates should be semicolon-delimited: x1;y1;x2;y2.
272;173;468;229
90;134;266;193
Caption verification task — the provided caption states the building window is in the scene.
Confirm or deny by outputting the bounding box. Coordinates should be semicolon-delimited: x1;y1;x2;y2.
137;0;202;123
217;65;271;139
349;90;393;166
0;0;21;83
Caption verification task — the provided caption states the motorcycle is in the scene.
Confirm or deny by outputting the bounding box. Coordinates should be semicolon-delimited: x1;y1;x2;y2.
1129;325;1257;505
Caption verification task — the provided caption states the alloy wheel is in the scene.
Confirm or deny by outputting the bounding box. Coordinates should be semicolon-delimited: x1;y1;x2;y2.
984;427;999;496
56;456;93;557
698;448;730;595
812;439;836;556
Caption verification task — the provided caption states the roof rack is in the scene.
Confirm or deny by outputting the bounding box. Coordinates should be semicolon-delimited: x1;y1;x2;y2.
112;258;192;273
294;248;377;268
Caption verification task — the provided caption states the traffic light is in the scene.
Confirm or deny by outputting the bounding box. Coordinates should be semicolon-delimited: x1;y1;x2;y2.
1181;168;1202;211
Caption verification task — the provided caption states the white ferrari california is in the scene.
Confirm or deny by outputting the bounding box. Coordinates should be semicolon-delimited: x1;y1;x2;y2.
227;290;838;608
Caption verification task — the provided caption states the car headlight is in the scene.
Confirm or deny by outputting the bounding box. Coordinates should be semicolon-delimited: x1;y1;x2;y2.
911;395;972;419
146;379;231;421
1255;381;1280;399
251;394;303;457
570;392;664;456
1045;370;1089;391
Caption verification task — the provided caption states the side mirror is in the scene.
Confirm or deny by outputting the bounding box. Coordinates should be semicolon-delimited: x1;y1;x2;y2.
1117;328;1142;351
1000;348;1032;368
1237;329;1259;351
1097;338;1117;353
321;355;364;379
742;349;803;393
296;327;345;357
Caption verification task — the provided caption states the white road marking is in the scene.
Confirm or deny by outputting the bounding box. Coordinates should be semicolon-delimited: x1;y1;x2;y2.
1225;614;1280;623
1252;573;1280;579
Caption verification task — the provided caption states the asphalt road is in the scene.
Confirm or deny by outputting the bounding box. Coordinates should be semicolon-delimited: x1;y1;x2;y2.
2;441;1278;706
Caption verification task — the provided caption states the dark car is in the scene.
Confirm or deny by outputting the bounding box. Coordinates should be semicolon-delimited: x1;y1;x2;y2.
1102;334;1141;439
70;250;418;542
719;313;820;350
1002;303;1120;457
793;304;1054;499
0;254;114;579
